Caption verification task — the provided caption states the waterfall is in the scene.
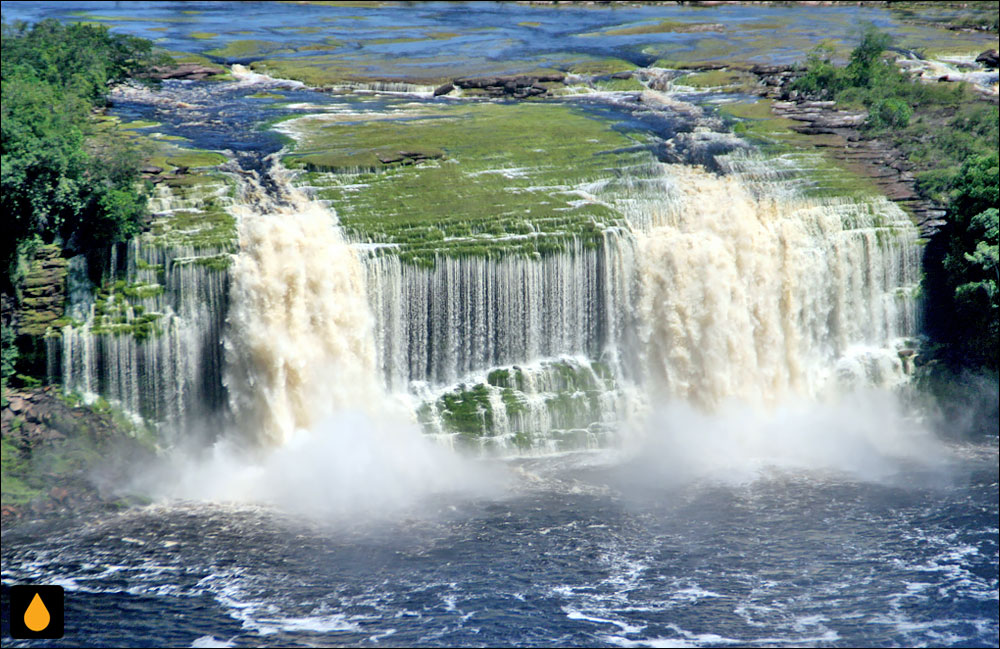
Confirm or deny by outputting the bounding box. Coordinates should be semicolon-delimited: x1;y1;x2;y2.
50;107;922;455
55;175;234;430
626;162;920;407
223;159;382;446
363;228;638;391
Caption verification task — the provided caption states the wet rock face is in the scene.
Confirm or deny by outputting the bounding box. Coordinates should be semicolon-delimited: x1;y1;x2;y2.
1;387;154;525
451;73;565;99
148;62;225;81
976;49;998;69
767;98;948;236
18;245;67;338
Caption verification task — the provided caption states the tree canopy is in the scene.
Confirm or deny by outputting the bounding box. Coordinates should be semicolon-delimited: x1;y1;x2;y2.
1;19;165;293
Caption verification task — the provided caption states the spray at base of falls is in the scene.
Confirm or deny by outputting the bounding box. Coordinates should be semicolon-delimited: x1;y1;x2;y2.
164;156;499;509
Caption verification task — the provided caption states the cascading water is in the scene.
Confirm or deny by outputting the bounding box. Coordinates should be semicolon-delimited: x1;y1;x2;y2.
363;228;638;391
54;179;233;430
620;160;920;408
223;156;383;446
50;83;923;454
355;151;921;448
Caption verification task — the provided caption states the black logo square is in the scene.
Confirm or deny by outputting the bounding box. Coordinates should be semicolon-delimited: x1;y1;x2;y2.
9;585;64;639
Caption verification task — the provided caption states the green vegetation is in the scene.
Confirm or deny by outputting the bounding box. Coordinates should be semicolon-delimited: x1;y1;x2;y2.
590;20;722;37
425;360;619;451
440;383;493;437
2;19;231;386
793;26;998;372
283;102;649;266
924;155;999;371
145;176;236;251
2;19;167;291
88;279;165;340
205;39;295;59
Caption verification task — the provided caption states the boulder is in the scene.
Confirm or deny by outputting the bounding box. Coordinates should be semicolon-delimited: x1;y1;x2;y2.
975;49;999;69
8;396;25;413
433;82;455;96
453;74;559;98
148;63;224;81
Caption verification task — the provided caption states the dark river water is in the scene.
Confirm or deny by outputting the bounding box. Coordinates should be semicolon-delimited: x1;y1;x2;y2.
2;438;998;648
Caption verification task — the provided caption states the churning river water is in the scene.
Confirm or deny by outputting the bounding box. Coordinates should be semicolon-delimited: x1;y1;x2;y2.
2;434;998;647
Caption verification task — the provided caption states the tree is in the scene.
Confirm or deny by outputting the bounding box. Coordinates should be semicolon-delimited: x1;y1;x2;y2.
1;19;163;291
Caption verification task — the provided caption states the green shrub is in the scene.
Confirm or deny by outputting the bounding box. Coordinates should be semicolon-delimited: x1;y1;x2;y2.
791;43;845;98
868;97;912;129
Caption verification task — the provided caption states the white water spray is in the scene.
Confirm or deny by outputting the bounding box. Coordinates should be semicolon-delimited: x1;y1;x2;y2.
167;157;500;513
223;160;383;446
627;163;919;408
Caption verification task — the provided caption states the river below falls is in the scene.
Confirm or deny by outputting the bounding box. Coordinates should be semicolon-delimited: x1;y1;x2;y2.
2;437;997;648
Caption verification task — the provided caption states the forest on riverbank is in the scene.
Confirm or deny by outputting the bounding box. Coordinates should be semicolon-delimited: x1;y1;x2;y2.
1;19;168;384
792;26;998;375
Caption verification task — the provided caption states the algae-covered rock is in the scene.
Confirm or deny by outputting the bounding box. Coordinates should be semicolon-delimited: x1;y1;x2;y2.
17;246;67;338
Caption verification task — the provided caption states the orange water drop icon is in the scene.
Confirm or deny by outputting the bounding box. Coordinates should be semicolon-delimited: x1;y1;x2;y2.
24;592;51;632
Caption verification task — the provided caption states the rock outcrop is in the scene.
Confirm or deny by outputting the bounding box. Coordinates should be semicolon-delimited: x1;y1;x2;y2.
975;49;998;69
148;62;225;81
1;387;155;524
739;64;950;236
769;99;947;236
449;73;565;99
17;245;67;337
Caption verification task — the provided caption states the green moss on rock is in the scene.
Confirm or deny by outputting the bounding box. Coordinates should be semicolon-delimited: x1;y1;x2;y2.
280;101;650;265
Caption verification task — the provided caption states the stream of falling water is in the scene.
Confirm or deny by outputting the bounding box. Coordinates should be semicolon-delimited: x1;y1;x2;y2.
628;161;920;408
220;148;921;454
222;156;383;446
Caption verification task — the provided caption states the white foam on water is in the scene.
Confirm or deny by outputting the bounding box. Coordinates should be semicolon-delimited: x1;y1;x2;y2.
191;635;236;648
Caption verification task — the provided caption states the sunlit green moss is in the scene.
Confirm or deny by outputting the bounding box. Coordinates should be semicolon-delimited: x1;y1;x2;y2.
206;39;295;58
281;101;649;265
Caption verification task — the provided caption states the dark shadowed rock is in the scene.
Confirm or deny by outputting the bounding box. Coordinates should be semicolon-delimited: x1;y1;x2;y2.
975;49;998;68
148;62;224;81
433;82;455;96
376;152;406;164
453;73;562;98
